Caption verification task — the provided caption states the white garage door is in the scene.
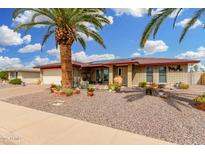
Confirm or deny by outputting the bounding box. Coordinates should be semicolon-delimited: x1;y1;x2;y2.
42;69;61;85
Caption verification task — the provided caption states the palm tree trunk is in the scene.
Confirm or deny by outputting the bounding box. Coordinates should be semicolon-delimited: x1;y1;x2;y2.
59;44;72;88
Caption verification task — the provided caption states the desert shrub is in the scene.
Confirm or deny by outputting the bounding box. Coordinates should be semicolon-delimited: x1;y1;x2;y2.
37;79;41;85
151;82;158;88
108;84;116;91
9;78;22;85
195;95;205;103
73;88;80;94
0;71;8;81
50;84;62;92
178;82;189;89
63;89;73;96
80;80;89;89
108;82;121;92
114;76;123;86
50;84;57;89
87;87;95;92
139;82;147;88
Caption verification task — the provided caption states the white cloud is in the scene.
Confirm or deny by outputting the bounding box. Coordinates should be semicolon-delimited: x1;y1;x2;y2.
22;35;31;44
47;48;59;56
113;8;148;17
77;32;94;41
0;25;28;46
47;48;118;63
0;56;24;70
72;51;117;62
176;46;205;60
143;40;168;55
131;52;141;57
18;43;41;53
29;56;51;66
0;47;5;53
176;18;203;29
12;10;51;28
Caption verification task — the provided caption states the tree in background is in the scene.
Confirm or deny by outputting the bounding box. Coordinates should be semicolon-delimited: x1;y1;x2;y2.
0;71;8;81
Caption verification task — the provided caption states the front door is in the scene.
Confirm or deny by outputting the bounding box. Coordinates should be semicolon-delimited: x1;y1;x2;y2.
117;67;127;85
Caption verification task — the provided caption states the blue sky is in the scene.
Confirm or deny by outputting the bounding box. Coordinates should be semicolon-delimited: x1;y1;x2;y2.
0;8;205;70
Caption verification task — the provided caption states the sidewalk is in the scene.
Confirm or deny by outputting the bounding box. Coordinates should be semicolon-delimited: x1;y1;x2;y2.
0;101;171;145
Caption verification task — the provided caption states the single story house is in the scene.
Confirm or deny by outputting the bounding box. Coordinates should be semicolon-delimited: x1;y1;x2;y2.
5;68;40;84
34;57;200;87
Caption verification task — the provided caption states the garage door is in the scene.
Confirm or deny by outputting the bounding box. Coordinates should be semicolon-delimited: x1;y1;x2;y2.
42;69;61;85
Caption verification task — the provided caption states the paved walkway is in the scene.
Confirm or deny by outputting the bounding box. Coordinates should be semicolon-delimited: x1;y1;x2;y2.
0;100;171;145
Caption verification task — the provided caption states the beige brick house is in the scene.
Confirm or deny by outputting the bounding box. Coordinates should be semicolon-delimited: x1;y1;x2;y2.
6;68;40;84
34;57;199;87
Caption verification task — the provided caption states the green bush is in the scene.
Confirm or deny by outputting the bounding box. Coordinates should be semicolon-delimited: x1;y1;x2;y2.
80;80;89;89
178;82;189;89
195;95;205;103
50;84;57;89
9;78;22;85
63;89;73;96
108;82;121;92
50;84;62;91
0;71;8;81
139;82;147;88
87;87;95;92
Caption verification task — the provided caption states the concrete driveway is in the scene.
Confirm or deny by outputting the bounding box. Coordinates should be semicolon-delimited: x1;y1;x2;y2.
0;85;47;99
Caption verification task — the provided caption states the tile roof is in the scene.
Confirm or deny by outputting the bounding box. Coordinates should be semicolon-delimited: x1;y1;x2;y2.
34;57;200;69
4;68;40;72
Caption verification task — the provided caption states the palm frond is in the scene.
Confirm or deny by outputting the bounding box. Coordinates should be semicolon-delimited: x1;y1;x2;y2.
41;29;55;51
77;36;86;49
172;8;183;29
179;8;205;42
148;8;153;16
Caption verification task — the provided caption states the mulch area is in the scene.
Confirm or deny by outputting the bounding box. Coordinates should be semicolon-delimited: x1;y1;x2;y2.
4;87;205;144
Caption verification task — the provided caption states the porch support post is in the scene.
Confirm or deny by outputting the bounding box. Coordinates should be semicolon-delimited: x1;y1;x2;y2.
127;64;133;87
109;65;113;84
40;69;43;85
101;67;104;82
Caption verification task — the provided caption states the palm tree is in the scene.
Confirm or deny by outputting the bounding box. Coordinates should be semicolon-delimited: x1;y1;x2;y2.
140;8;205;48
13;8;111;87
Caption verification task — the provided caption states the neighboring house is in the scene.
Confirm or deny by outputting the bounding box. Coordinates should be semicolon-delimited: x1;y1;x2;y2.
5;68;40;84
34;57;200;87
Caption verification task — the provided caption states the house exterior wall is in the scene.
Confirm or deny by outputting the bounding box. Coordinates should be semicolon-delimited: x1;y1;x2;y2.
113;66;128;85
20;72;40;84
42;68;62;84
166;64;188;86
39;63;200;87
8;71;40;84
41;66;82;85
132;64;189;86
132;65;146;86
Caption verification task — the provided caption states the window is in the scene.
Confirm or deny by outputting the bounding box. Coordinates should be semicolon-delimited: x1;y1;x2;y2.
10;72;17;79
103;69;108;81
159;66;167;83
118;68;122;76
146;66;153;82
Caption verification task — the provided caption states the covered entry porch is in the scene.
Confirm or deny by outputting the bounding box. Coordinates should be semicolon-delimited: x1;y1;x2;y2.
81;64;133;87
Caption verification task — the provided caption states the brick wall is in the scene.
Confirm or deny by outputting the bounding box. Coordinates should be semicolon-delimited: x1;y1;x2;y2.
132;64;189;86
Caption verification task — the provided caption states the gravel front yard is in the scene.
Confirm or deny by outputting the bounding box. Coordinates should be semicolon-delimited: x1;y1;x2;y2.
4;88;205;144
